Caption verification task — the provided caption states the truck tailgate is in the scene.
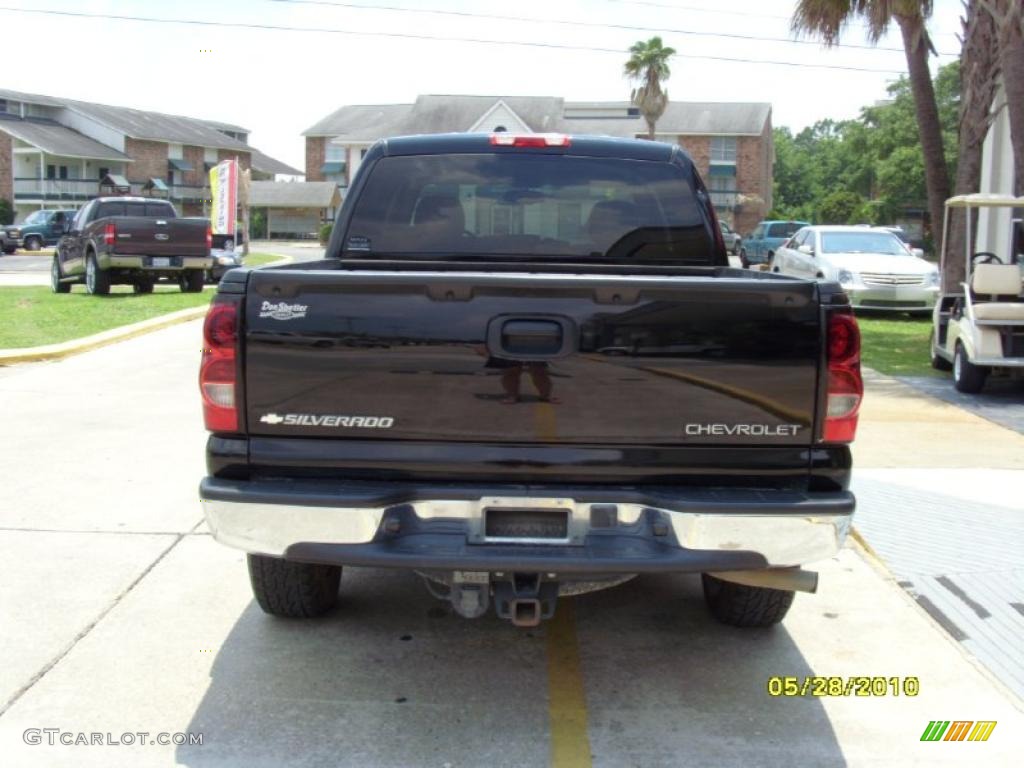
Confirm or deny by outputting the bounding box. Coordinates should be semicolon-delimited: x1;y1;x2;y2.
110;216;208;258
243;270;821;447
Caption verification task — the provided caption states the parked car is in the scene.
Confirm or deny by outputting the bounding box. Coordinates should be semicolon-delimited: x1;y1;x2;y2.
0;227;16;255
198;133;860;630
741;219;810;268
52;197;212;295
5;209;77;252
208;231;245;282
773;225;939;314
718;221;741;255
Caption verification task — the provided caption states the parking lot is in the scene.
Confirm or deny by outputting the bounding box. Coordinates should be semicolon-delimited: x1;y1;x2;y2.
1;317;1022;767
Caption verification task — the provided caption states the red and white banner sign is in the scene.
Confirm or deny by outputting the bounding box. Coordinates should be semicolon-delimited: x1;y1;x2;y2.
210;159;238;235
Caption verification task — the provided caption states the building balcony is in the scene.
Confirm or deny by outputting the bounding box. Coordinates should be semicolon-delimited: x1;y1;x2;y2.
13;178;210;204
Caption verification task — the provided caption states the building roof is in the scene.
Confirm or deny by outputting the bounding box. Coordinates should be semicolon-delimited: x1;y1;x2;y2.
0;117;131;161
63;99;252;150
250;181;340;208
304;95;771;141
249;148;303;177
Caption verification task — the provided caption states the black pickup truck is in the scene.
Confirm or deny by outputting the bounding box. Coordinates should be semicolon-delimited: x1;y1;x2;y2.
52;197;211;295
199;134;861;629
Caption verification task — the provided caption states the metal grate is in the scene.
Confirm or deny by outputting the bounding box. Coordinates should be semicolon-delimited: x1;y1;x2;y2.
860;272;927;286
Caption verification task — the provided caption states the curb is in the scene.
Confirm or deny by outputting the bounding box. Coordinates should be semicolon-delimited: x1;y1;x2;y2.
0;304;209;365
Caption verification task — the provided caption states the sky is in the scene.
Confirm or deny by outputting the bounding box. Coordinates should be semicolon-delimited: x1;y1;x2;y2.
0;0;965;170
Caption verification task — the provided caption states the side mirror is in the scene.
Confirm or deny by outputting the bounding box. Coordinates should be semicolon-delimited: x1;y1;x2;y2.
798;244;814;256
911;247;924;259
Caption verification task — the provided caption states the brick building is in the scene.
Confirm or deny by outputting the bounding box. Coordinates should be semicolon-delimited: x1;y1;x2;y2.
0;89;299;222
303;95;773;233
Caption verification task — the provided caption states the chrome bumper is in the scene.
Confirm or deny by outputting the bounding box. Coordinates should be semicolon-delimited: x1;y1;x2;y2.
100;255;212;270
201;481;854;569
847;283;939;311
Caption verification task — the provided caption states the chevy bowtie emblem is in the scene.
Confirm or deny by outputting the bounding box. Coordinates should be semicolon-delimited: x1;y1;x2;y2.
260;413;285;425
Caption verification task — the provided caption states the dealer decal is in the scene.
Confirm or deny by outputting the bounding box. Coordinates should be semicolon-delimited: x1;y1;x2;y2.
259;301;307;321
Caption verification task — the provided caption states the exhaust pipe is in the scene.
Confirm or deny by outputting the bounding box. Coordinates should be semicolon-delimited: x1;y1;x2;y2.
708;568;818;594
510;599;542;627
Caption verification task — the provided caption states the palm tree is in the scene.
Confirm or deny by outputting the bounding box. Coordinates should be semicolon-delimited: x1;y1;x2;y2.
980;0;1024;195
792;1;950;256
624;37;677;140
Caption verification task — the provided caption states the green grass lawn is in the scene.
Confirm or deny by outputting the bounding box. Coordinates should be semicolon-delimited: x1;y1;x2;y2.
857;314;940;378
0;252;290;349
0;285;213;349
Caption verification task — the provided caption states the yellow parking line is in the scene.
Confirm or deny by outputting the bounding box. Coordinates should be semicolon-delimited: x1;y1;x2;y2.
546;600;592;768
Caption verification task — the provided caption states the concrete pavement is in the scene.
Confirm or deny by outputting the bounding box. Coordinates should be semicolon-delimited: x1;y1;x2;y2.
0;322;1022;766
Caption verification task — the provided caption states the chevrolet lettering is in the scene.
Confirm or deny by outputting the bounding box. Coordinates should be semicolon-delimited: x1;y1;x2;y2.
685;424;803;437
199;134;862;630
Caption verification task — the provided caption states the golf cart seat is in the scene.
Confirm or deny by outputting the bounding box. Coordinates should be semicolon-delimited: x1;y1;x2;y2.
970;264;1024;321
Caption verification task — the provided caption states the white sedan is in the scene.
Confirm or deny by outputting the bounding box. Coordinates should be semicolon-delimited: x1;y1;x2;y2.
773;226;940;314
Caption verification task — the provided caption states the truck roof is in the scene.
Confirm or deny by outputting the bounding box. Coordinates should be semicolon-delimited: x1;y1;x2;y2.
378;133;682;163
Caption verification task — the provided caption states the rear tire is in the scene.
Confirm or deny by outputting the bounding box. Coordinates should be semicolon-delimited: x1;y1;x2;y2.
701;573;795;627
24;236;42;252
51;256;70;294
3;246;16;255
180;269;204;293
85;253;110;295
953;343;987;393
247;554;341;618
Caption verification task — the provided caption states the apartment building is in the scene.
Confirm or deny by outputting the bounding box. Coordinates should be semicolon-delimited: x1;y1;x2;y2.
303;95;773;233
0;89;300;222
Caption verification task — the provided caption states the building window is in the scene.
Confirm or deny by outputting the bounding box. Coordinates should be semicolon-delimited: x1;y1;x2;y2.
710;137;737;163
99;167;110;180
493;125;507;133
46;165;56;180
325;144;345;162
0;99;6;114
59;166;69;180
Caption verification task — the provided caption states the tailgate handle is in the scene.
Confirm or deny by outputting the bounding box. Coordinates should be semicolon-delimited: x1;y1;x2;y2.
489;317;575;359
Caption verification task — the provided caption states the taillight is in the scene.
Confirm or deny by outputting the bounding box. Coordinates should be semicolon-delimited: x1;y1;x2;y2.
824;311;862;443
206;226;212;250
490;133;571;148
103;222;116;246
200;299;239;432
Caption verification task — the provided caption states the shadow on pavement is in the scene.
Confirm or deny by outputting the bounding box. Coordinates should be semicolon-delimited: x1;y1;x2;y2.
177;568;843;767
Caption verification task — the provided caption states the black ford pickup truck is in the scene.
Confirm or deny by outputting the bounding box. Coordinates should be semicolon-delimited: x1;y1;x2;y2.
52;197;211;295
199;134;861;628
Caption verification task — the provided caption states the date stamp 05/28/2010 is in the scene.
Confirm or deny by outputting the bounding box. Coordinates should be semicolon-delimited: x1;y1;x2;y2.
767;676;920;697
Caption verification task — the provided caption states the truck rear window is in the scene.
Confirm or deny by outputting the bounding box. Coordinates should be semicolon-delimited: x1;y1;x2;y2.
343;154;714;265
96;201;176;218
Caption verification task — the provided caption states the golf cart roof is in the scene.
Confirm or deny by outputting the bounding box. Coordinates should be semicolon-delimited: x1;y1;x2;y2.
945;193;1024;208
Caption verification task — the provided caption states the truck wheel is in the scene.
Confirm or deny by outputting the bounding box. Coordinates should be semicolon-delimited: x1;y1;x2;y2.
247;554;341;618
953;342;987;393
739;248;749;269
133;278;154;294
85;253;110;296
180;269;204;293
701;573;795;627
51;256;71;294
24;236;42;251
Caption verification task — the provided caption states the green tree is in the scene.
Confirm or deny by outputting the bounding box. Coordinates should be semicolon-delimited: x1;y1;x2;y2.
0;198;13;226
792;1;950;253
624;36;676;140
817;190;867;223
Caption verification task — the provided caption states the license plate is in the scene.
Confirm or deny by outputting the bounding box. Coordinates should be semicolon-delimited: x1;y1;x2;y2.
485;508;569;540
152;257;170;268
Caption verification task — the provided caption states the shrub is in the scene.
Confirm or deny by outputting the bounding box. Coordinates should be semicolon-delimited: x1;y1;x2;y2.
319;223;333;245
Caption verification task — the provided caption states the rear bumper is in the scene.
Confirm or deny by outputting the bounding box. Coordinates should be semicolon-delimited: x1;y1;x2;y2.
99;254;212;271
200;477;855;573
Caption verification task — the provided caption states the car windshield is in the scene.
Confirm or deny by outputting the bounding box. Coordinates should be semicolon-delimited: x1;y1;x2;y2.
820;231;908;256
344;153;714;265
767;222;803;238
22;211;48;225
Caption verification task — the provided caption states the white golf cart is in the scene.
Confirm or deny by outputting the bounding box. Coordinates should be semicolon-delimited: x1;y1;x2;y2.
931;194;1024;392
